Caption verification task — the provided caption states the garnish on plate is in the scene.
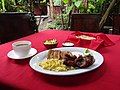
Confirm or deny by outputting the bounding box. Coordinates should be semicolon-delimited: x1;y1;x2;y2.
83;48;91;55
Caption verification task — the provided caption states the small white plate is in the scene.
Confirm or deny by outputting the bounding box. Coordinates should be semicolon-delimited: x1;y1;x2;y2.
29;47;104;76
7;48;37;59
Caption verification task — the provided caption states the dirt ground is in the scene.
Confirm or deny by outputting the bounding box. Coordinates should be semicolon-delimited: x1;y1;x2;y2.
35;15;51;31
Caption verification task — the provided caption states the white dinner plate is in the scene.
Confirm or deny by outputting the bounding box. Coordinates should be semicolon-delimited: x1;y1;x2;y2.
29;47;104;76
7;48;37;59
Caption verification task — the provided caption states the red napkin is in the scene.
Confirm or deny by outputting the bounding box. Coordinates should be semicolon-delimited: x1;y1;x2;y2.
66;31;115;50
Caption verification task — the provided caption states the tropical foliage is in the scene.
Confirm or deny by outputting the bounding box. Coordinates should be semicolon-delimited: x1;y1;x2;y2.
0;0;29;12
46;0;112;29
63;0;112;14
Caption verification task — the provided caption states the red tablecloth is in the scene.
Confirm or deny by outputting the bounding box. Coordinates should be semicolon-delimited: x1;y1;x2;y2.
0;30;120;90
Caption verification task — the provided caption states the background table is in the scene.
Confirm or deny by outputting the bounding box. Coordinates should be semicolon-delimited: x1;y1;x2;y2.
0;30;120;90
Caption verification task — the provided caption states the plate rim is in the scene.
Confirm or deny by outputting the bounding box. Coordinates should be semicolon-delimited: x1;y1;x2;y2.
29;47;104;76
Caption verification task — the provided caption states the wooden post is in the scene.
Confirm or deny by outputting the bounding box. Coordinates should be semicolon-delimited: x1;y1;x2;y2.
49;0;54;19
60;1;64;29
83;0;88;13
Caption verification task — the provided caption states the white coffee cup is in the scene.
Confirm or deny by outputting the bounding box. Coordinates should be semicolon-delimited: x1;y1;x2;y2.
12;40;31;57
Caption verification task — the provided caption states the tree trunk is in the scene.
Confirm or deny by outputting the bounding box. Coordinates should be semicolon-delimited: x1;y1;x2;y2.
49;0;54;19
83;0;88;13
99;0;116;30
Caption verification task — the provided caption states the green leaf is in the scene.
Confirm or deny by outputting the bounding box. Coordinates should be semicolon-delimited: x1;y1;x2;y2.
62;0;68;4
88;3;95;9
83;48;91;56
66;4;74;15
72;0;77;3
53;0;61;6
74;1;82;8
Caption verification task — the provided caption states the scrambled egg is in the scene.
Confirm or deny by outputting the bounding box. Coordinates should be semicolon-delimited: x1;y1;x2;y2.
39;59;69;72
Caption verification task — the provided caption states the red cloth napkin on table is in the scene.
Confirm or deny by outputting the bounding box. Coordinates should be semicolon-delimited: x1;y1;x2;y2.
66;31;115;50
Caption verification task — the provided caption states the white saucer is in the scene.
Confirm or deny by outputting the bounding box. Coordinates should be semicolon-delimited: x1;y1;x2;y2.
7;48;37;59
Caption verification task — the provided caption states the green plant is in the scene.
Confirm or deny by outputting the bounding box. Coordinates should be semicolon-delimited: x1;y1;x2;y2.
53;0;62;6
46;14;68;29
63;0;112;14
0;0;29;12
46;0;112;30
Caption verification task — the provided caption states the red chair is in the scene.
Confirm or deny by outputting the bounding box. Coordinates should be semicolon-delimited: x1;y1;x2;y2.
0;12;38;44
